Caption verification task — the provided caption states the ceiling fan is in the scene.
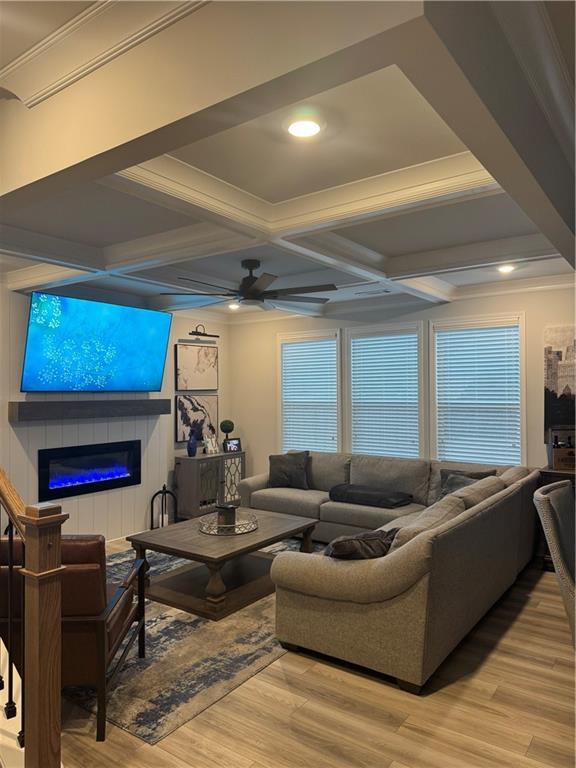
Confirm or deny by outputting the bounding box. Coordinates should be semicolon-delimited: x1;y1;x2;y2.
161;259;338;314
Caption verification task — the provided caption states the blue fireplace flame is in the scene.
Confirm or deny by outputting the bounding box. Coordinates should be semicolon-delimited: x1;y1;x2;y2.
48;464;131;490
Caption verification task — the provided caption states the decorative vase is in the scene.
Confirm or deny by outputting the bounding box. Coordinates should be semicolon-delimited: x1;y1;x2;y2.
187;431;199;457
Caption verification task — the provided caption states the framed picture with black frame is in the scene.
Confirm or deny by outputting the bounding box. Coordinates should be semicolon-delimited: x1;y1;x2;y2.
223;438;242;453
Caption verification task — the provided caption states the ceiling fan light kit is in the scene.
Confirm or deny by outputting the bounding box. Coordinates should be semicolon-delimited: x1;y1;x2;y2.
162;259;338;316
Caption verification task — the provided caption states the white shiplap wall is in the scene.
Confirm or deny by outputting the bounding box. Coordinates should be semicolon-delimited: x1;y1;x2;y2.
0;284;230;539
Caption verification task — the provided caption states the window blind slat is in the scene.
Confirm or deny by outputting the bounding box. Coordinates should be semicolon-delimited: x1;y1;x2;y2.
435;324;521;465
351;333;419;458
281;338;338;452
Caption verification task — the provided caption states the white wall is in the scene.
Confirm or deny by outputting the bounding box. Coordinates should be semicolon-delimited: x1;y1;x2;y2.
0;283;230;539
228;284;575;476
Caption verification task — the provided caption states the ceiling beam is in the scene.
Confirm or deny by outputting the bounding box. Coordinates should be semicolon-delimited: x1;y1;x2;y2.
103;222;261;273
0;224;104;271
385;233;559;278
275;231;454;304
408;3;574;263
4;263;94;293
0;2;421;209
395;275;456;302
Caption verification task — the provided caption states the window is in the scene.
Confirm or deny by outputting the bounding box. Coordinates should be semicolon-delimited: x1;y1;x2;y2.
433;320;522;465
280;334;339;453
349;330;420;458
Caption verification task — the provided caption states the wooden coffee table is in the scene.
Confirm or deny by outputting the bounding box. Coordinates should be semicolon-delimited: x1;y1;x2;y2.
126;509;316;620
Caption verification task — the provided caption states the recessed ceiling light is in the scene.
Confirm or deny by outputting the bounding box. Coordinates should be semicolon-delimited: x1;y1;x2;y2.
498;264;516;274
228;301;240;310
287;120;321;138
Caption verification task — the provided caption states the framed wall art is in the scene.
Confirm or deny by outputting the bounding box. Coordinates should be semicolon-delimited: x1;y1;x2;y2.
175;343;218;391
175;394;218;443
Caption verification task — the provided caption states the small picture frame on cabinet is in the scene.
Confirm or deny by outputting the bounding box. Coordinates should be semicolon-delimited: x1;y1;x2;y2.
223;438;242;453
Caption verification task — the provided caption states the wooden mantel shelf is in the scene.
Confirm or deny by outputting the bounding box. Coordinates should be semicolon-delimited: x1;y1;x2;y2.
8;399;171;423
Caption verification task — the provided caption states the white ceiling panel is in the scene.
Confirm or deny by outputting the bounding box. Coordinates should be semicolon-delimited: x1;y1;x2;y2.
440;257;573;286
0;181;199;246
170;65;466;203
338;193;541;256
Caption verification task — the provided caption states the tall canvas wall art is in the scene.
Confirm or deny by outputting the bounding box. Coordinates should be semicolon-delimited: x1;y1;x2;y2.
544;325;575;439
175;344;218;391
175;394;218;443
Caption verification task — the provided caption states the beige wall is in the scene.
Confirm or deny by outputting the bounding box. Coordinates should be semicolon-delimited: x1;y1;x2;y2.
228;285;575;476
0;284;230;539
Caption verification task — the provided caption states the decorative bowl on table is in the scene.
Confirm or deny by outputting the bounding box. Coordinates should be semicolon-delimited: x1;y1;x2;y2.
198;506;258;536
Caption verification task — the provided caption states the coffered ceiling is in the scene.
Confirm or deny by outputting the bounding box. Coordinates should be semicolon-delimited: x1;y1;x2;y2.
171;66;466;203
0;1;92;69
0;1;573;320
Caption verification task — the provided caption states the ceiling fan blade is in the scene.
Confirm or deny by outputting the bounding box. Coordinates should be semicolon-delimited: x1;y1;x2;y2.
179;276;235;292
249;272;277;293
261;283;337;297
161;292;234;296
157;295;231;307
268;300;324;317
266;295;330;304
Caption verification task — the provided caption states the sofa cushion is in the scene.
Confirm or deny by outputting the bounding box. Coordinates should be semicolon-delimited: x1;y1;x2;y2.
500;466;530;486
307;451;351;491
378;508;428;532
439;468;496;498
453;476;507;509
389;495;466;551
350;455;430;505
325;528;400;560
269;452;309;490
329;484;413;508
428;460;508;505
251;488;329;519
320;500;425;529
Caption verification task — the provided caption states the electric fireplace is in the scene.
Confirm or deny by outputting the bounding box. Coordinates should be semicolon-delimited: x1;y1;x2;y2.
38;440;141;502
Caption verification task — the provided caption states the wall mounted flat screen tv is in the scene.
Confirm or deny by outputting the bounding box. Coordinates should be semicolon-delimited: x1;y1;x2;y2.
21;293;172;392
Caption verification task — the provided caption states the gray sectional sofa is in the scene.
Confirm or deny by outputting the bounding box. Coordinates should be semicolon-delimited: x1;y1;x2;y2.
238;451;540;691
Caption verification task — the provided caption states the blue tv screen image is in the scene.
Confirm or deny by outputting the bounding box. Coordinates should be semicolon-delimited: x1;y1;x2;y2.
21;293;172;392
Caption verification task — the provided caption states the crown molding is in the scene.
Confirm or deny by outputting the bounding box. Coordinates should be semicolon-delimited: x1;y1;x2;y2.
118;152;497;241
269;153;497;236
0;225;104;270
0;1;112;81
385;233;558;279
103;221;259;272
453;273;573;300
117;158;270;237
4;264;92;293
0;1;208;108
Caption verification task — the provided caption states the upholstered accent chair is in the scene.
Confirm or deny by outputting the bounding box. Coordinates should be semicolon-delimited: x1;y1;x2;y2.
534;480;575;641
0;535;146;741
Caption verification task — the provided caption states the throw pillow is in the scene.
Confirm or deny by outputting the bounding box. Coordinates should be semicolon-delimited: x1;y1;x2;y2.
325;528;400;560
329;484;413;508
453;476;507;509
268;452;309;490
499;466;530;486
439;468;496;498
389;495;466;551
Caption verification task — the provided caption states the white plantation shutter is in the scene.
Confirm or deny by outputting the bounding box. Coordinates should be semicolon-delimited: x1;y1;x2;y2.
434;323;521;465
350;332;420;458
281;336;338;452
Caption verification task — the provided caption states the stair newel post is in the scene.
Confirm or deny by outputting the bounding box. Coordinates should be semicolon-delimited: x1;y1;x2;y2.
19;503;68;768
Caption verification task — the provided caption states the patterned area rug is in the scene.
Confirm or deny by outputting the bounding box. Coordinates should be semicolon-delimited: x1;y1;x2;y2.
64;539;320;744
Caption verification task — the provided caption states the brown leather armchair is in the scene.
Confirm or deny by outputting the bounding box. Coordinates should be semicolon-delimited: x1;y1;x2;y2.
0;534;145;741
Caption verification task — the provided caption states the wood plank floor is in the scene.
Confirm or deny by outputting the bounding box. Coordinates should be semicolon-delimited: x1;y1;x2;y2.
62;541;575;768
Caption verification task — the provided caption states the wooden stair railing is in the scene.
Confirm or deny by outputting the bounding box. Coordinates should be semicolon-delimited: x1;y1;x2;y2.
0;467;68;768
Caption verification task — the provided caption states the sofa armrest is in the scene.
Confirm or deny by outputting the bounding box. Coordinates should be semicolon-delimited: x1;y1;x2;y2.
271;535;432;604
239;473;269;507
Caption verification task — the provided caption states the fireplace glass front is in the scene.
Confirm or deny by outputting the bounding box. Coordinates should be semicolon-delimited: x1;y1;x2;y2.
38;440;141;501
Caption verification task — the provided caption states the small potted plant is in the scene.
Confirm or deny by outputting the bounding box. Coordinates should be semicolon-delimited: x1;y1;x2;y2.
220;419;234;440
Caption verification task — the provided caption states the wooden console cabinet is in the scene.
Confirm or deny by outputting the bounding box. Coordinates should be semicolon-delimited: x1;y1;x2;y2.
174;452;246;519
